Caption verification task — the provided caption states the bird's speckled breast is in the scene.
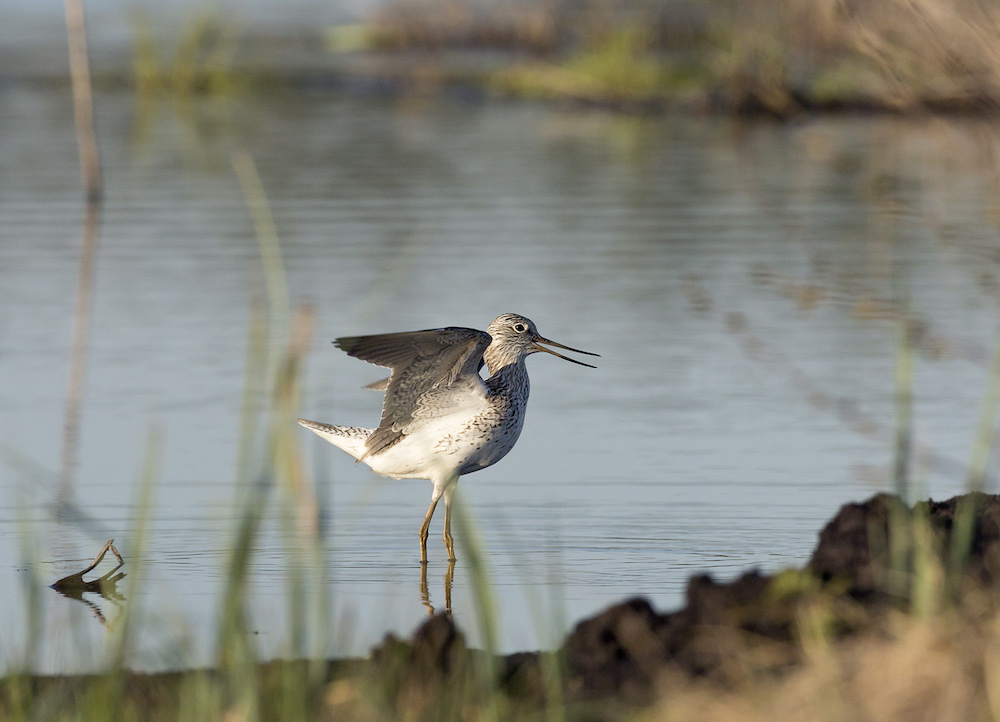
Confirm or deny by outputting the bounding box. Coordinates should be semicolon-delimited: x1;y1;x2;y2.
438;362;530;475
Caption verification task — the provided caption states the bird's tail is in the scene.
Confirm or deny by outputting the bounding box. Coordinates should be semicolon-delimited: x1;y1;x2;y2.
297;419;372;460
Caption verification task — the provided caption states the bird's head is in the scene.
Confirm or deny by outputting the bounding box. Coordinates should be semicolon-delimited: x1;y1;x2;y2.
485;313;599;369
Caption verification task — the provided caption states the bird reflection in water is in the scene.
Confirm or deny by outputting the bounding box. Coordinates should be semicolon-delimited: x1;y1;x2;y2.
420;560;455;616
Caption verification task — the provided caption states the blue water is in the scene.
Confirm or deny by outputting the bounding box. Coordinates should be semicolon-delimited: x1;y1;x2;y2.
2;86;998;672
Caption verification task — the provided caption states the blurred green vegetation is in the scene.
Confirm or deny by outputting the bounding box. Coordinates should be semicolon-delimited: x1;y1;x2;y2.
115;0;1000;113
357;0;1000;113
131;12;241;98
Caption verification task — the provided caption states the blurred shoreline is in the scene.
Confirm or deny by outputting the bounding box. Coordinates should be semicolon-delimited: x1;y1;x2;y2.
6;1;1000;115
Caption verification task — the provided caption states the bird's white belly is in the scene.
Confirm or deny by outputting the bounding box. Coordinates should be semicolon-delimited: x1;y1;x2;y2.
363;407;524;480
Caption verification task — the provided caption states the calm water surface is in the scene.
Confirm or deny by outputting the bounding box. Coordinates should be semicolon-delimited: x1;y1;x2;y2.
2;86;1000;672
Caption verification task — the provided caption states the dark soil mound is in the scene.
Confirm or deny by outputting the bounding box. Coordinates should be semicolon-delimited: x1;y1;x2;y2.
809;492;1000;595
371;491;1000;710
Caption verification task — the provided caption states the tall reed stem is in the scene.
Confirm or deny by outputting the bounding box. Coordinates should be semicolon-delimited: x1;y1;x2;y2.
58;0;103;504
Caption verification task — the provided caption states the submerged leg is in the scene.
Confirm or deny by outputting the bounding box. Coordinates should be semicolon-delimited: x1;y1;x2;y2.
442;483;457;562
419;486;444;564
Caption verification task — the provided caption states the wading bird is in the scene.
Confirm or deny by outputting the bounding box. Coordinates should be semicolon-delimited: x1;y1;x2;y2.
299;313;598;563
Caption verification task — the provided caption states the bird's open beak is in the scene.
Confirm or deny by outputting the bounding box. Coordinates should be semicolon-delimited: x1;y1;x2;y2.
533;336;600;368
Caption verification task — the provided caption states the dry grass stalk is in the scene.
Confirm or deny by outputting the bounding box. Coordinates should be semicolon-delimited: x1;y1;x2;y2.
58;0;103;506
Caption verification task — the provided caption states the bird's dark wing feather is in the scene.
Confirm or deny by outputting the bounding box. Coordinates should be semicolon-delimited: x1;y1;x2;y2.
335;327;492;457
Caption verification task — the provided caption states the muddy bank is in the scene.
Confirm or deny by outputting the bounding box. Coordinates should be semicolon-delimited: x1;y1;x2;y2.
366;491;1000;716
9;491;1000;720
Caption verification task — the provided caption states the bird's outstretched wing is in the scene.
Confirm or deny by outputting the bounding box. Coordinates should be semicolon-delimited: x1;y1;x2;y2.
335;327;491;458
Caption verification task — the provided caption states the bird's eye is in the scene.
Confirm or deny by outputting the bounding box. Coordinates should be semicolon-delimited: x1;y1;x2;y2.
513;323;527;333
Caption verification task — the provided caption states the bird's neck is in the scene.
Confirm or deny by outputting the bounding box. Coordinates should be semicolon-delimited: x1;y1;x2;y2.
485;357;530;399
483;343;516;375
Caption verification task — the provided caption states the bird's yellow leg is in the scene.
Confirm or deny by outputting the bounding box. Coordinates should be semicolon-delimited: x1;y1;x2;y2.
443;483;457;562
419;486;444;564
443;510;455;562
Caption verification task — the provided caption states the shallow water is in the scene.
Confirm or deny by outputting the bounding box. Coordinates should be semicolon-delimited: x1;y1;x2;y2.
3;86;1000;672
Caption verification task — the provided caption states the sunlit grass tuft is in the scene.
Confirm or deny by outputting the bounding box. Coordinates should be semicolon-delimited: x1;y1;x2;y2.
131;12;241;99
